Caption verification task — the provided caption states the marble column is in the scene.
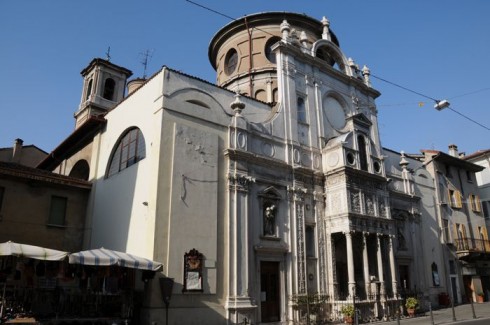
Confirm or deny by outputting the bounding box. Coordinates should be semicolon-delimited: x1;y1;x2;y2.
345;231;356;298
376;234;385;295
388;235;398;297
363;232;371;297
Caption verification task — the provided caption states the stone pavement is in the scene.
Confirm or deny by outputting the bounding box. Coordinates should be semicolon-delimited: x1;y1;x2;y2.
381;302;490;324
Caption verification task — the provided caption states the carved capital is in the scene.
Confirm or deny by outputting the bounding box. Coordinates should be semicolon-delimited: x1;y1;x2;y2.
228;173;255;192
287;185;307;202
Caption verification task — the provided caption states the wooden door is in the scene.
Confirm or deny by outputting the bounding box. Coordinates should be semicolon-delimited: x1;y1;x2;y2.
260;261;280;322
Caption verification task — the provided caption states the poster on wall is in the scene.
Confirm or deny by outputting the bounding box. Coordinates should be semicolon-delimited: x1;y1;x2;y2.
183;248;203;292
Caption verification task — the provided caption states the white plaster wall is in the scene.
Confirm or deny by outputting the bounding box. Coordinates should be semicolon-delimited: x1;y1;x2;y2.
88;69;165;258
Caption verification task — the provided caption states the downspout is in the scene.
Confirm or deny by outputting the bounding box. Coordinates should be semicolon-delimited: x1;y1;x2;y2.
245;17;253;97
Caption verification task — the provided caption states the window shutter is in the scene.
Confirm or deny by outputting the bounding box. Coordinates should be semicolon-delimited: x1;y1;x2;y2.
456;191;462;208
476;196;482;212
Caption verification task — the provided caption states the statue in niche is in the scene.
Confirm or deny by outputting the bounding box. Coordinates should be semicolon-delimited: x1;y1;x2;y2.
264;204;277;236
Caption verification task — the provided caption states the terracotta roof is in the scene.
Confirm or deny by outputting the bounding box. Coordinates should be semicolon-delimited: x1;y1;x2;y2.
463;149;490;161
0;161;91;189
421;149;484;172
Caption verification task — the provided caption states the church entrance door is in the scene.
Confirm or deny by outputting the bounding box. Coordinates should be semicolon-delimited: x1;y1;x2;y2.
260;261;280;322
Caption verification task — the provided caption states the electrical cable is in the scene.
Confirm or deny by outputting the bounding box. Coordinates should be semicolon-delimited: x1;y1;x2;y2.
185;0;490;132
447;107;490;131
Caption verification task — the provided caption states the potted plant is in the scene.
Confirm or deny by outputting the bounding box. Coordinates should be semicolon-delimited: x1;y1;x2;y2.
476;291;484;303
341;304;355;324
405;297;418;317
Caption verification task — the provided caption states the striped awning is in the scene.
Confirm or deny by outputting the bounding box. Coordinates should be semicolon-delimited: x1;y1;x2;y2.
0;241;68;261
69;248;163;271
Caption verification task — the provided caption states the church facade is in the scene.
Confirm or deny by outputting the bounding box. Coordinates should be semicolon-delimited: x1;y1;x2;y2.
35;12;488;324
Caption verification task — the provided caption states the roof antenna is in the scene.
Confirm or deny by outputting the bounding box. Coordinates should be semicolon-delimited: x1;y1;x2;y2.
105;46;111;62
139;49;153;79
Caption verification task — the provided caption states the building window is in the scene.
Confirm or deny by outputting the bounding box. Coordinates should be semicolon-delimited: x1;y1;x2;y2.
469;194;482;212
443;219;451;243
107;127;146;177
448;189;462;208
48;196;67;226
85;79;93;101
449;260;456;274
431;262;440;286
265;36;281;64
305;226;315;257
297;97;307;123
466;170;473;182
357;135;368;171
0;186;4;212
103;78;116;100
483;201;489;219
224;48;238;75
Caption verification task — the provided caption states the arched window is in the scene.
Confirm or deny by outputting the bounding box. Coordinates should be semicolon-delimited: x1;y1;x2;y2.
265;36;281;64
107;127;146;177
358;135;368;171
224;48;238;75
86;79;93;101
69;160;90;180
103;78;116;100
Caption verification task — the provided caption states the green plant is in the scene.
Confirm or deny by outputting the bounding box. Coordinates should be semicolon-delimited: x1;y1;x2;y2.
341;304;355;317
477;291;484;297
405;297;418;309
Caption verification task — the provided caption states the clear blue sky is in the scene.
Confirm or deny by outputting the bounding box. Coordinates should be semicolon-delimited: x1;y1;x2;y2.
1;1;489;156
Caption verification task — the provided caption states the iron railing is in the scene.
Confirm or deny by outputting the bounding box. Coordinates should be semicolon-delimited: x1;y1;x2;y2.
454;238;490;253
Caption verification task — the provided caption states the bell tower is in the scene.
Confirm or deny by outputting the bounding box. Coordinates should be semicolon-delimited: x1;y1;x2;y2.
74;58;132;128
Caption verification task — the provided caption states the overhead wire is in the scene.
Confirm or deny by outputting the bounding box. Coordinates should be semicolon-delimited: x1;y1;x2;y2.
185;0;490;132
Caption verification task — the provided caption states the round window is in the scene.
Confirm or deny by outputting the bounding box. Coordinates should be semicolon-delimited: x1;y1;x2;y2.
346;152;355;165
323;96;346;131
265;37;281;64
224;48;238;75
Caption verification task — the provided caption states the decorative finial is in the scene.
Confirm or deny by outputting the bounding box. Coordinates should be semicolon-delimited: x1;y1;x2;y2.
399;151;409;169
321;16;331;41
280;20;290;41
230;93;245;116
362;65;371;87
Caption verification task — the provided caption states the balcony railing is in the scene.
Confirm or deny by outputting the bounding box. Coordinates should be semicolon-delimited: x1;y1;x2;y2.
454;238;490;253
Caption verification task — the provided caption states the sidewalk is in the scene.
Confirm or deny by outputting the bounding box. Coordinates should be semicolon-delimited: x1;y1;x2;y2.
381;302;490;325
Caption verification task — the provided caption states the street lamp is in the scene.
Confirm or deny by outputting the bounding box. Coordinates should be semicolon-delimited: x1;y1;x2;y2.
434;99;450;111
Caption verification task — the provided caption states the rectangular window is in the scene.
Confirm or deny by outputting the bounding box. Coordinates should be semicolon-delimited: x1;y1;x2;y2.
443;219;451;243
449;260;456;274
469;194;482;212
0;186;4;212
483;201;489;220
448;189;462;208
305;226;315;257
48;196;67;226
297;97;307;124
466;170;473;183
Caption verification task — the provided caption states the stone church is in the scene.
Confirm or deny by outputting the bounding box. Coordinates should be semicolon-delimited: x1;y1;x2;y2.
34;11;488;324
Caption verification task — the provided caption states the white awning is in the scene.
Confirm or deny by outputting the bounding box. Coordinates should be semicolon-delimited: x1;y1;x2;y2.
69;248;163;271
0;241;68;261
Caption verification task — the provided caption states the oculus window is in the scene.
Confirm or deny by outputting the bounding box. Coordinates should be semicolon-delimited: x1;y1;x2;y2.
107;127;146;177
265;36;281;64
224;48;238;75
